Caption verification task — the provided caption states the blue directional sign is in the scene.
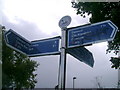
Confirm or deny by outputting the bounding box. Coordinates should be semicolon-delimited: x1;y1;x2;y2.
29;37;60;57
4;29;31;55
67;20;118;48
67;47;94;67
4;29;61;56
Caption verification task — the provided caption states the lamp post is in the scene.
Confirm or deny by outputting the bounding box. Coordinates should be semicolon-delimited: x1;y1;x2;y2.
118;47;120;88
73;77;76;90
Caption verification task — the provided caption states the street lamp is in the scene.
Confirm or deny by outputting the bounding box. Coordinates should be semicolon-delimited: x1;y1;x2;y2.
73;77;77;89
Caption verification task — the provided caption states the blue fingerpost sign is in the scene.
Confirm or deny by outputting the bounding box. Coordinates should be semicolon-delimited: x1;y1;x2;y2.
4;29;60;56
67;47;94;67
29;37;60;57
4;29;31;55
67;20;118;48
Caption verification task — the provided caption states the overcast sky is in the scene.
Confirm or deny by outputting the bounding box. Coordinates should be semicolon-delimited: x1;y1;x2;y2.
1;0;118;88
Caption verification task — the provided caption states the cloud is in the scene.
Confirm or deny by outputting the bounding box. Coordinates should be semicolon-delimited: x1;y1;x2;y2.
2;14;54;41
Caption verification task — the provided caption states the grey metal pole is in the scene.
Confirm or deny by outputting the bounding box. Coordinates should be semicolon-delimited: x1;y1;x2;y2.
58;28;67;89
73;77;76;90
58;15;71;90
118;47;120;88
73;78;74;90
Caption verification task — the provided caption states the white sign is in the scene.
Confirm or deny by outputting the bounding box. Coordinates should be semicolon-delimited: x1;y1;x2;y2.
59;15;71;29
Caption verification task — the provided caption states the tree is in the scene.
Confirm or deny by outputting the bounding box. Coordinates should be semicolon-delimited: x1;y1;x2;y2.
71;1;120;69
2;29;39;89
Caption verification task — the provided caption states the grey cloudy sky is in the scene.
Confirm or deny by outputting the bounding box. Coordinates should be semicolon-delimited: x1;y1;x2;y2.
1;0;118;88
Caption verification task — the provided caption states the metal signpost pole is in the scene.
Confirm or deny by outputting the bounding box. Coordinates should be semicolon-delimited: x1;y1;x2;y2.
58;16;71;89
59;28;67;89
118;47;120;88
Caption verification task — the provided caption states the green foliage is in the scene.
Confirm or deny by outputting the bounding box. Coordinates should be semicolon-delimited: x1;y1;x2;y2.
2;30;39;89
110;57;120;69
72;2;120;69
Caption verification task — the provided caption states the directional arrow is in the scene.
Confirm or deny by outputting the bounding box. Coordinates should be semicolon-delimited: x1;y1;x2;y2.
4;29;31;55
4;29;60;56
67;47;94;67
67;20;118;48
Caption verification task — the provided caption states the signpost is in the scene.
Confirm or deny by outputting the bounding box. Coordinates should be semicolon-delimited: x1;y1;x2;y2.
4;16;118;90
67;20;118;48
58;15;71;89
